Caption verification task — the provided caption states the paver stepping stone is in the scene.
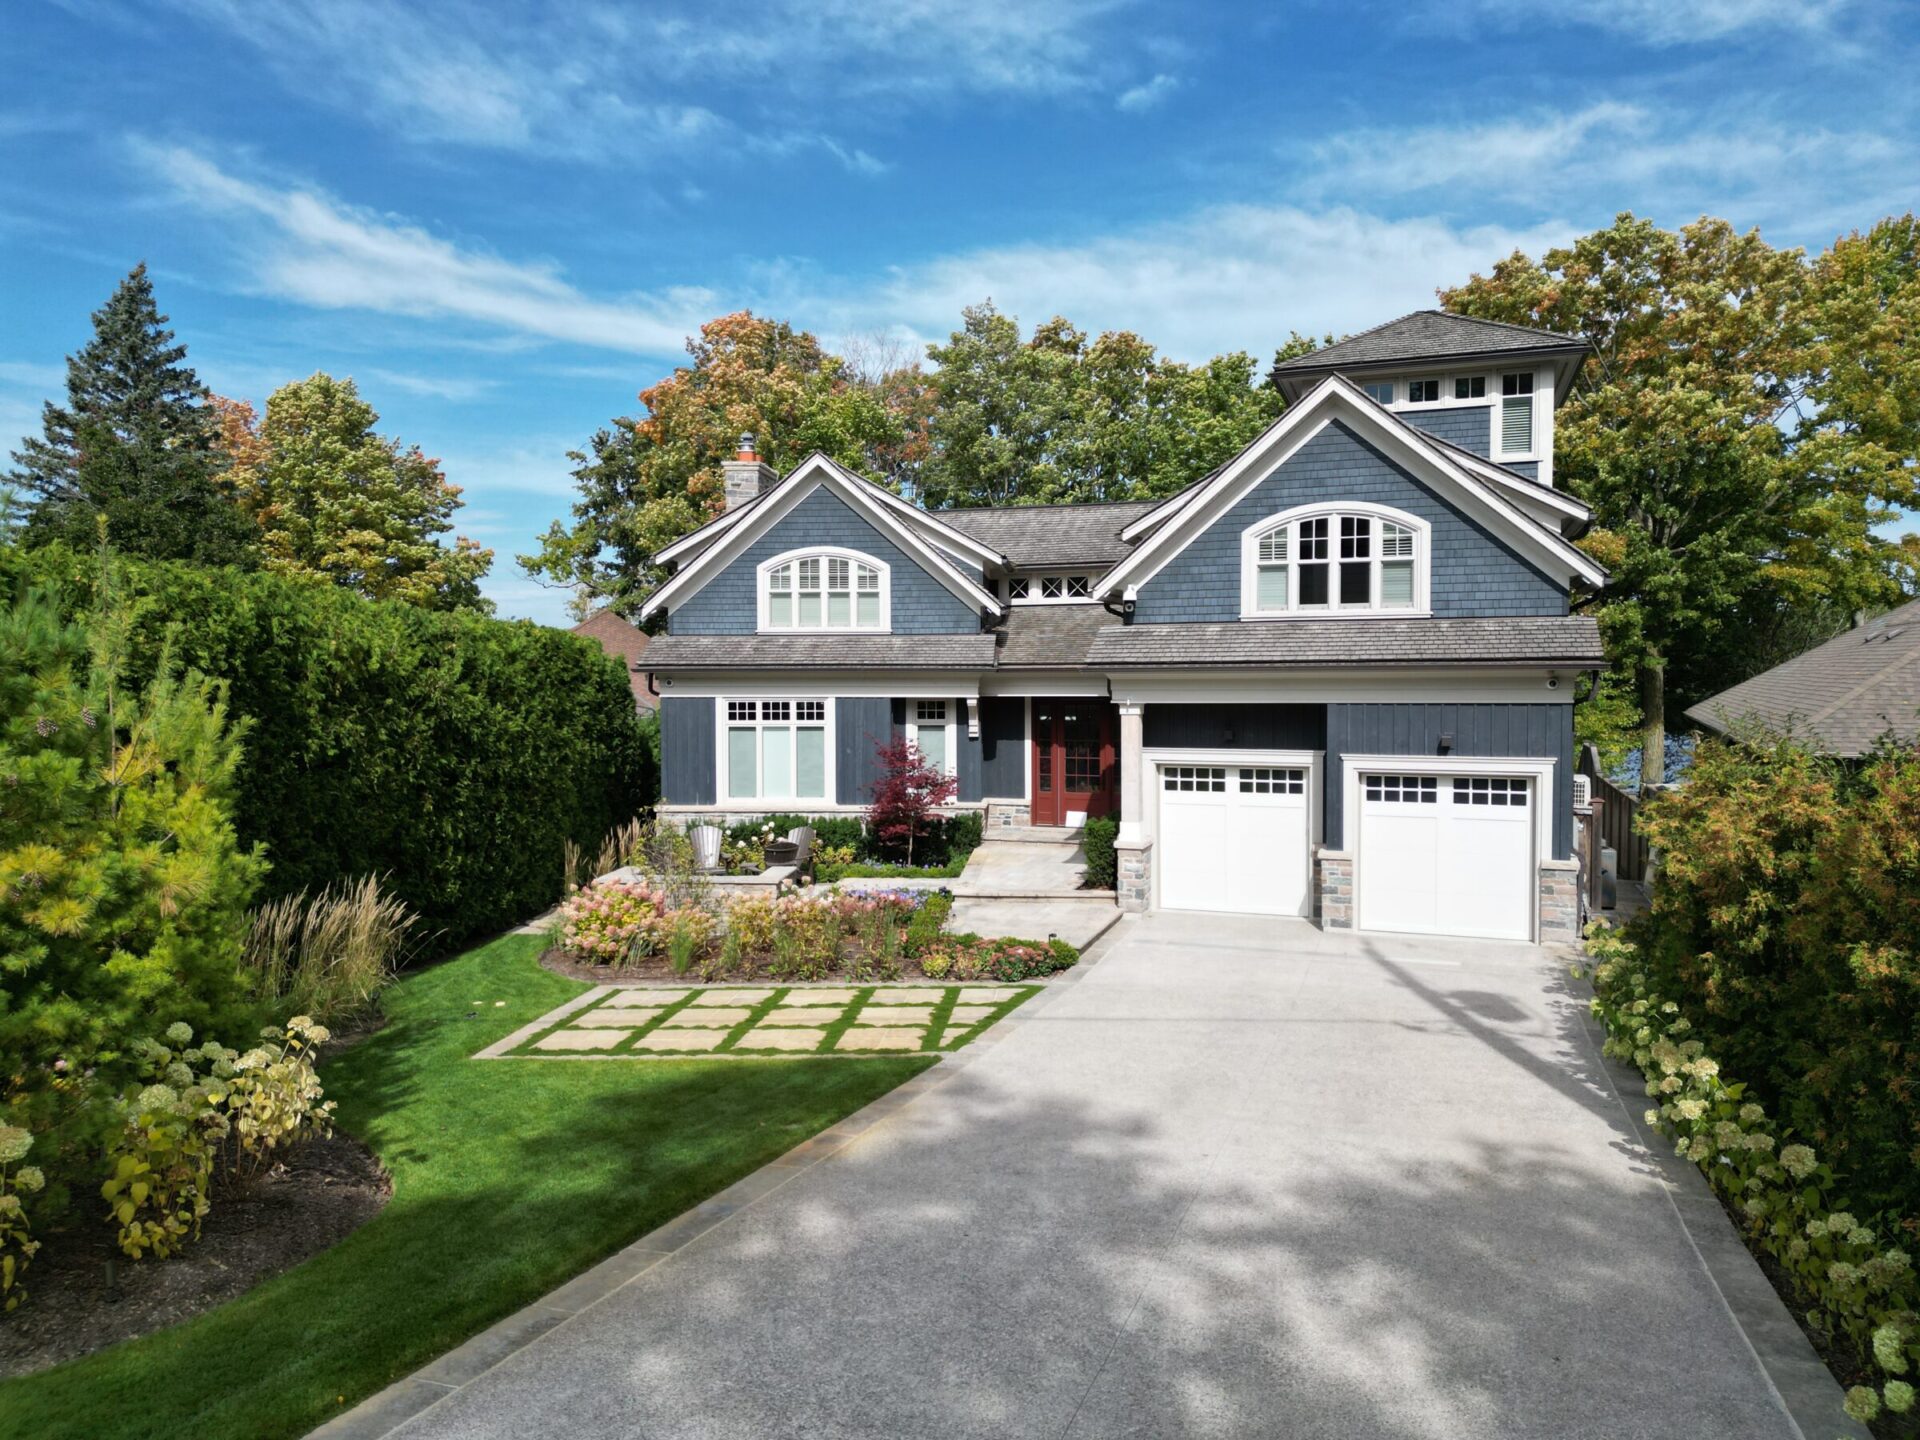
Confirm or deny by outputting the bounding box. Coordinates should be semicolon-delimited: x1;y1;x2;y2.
852;1005;936;1026
944;1005;1000;1025
630;1031;727;1052
773;988;861;1005
956;988;1021;1004
866;988;947;1004
659;1007;755;1027
604;989;689;1007
574;1008;664;1026
534;1030;629;1051
691;988;776;1005
732;1029;828;1052
835;1027;926;1051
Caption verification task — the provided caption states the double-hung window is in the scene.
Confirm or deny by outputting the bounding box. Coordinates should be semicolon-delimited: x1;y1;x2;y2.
725;699;828;801
1245;506;1425;616
1500;372;1535;456
761;550;885;631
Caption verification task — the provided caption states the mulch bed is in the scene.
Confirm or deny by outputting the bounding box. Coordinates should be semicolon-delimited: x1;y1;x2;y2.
0;1132;390;1379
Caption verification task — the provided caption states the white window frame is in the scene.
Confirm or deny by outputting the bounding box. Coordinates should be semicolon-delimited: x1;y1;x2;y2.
905;698;957;777
755;546;890;633
716;697;835;804
1005;571;1098;605
1238;501;1431;619
1497;370;1538;462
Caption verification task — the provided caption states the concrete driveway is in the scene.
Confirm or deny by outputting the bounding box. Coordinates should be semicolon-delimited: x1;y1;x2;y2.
385;913;1827;1440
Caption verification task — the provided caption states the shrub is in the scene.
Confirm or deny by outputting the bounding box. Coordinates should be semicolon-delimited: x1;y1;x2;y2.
726;896;778;956
905;892;954;956
102;1079;218;1261
1632;734;1920;1213
2;545;647;947
557;879;670;964
919;953;953;980
215;1016;336;1183
937;810;984;864
0;1128;44;1311
242;875;418;1024
1081;816;1119;889
1588;924;1920;1413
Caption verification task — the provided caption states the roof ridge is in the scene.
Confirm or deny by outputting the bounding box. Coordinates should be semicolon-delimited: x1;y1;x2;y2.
1272;310;1586;371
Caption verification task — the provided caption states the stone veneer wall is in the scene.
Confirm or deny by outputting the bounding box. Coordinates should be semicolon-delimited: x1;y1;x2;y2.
1116;841;1152;912
986;801;1032;829
1538;858;1580;942
1316;850;1354;928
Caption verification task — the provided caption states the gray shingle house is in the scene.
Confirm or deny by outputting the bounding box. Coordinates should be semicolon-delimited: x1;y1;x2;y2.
641;312;1607;943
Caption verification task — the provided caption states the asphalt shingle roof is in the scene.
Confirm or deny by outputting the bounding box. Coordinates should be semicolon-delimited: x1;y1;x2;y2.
643;633;998;670
993;603;1113;667
1270;311;1586;375
939;501;1159;568
1085;616;1605;668
1685;600;1920;756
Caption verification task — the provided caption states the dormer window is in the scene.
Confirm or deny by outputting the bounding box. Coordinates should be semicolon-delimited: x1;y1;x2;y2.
1500;372;1535;456
1242;503;1429;617
1362;381;1395;405
758;548;888;631
1406;378;1441;404
1005;572;1096;604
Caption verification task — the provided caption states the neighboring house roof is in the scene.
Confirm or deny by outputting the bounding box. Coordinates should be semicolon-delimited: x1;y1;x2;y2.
1685;599;1920;757
1087;615;1605;669
940;500;1160;569
570;608;657;711
643;633;999;670
992;602;1115;667
1270;310;1587;375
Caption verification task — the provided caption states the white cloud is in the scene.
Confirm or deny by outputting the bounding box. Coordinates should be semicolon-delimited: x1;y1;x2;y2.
142;144;714;356
1116;74;1179;113
366;370;497;403
1463;0;1850;44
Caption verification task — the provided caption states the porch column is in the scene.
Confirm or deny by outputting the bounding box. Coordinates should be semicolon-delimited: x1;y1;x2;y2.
1117;702;1146;844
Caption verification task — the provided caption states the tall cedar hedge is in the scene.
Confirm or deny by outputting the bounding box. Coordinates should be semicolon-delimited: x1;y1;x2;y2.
3;546;650;946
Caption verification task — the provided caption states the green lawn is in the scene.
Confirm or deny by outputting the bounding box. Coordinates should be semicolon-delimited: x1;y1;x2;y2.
0;933;930;1440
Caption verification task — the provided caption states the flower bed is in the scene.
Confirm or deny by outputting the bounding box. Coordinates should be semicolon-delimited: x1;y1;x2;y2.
1588;924;1920;1430
553;881;1078;985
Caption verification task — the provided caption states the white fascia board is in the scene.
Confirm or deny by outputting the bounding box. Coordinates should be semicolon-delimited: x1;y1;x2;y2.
653;671;983;699
639;456;1003;621
826;459;1007;569
1119;481;1208;542
1444;447;1590;527
1104;666;1576;706
1098;376;1603;598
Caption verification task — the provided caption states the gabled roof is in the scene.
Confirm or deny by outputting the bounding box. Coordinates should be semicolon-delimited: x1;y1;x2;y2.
1686;599;1920;757
1092;374;1608;601
1416;429;1592;538
638;453;1004;622
1270;310;1586;375
941;500;1159;569
570;607;657;711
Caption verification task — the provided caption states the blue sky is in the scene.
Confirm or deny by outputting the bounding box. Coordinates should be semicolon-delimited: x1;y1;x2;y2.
3;0;1915;626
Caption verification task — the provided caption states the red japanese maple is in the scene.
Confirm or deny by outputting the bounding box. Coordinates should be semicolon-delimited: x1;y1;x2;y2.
866;737;958;866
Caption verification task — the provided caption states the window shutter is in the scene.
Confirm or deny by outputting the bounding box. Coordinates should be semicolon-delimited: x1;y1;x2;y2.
1501;396;1533;454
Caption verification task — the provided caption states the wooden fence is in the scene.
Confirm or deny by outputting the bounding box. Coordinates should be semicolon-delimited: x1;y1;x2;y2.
1578;744;1649;882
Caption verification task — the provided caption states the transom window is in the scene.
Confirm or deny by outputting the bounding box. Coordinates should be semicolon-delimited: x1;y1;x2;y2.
1454;777;1528;806
760;549;886;631
1365;774;1437;803
1008;573;1095;603
1162;766;1226;792
1244;505;1425;616
1406;378;1441;403
725;698;829;801
1240;767;1305;794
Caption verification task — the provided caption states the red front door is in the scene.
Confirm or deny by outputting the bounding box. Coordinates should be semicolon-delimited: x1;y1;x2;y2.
1031;700;1116;826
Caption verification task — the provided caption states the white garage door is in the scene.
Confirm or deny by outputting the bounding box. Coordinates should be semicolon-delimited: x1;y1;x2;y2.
1158;763;1312;917
1357;773;1534;940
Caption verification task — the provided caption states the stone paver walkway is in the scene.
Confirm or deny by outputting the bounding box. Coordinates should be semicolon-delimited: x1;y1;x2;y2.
478;984;1037;1060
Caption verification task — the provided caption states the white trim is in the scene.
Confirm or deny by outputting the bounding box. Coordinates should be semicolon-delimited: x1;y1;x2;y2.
1093;376;1604;601
1003;570;1101;606
1144;748;1323;913
714;695;837;807
640;455;1003;621
1106;669;1576;706
657;672;981;699
979;675;1109;697
754;545;891;633
1237;500;1431;619
1120;480;1210;542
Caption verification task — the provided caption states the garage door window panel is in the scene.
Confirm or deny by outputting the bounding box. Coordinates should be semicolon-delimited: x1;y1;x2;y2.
1159;761;1312;918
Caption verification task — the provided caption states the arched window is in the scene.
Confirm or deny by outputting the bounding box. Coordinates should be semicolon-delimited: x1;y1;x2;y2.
757;548;890;631
1239;503;1429;616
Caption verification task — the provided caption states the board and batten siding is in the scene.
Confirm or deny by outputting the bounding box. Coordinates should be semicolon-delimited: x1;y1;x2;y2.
979;696;1027;799
659;696;716;806
1133;421;1566;624
834;697;894;806
1325;702;1574;858
669;487;980;635
1143;703;1326;752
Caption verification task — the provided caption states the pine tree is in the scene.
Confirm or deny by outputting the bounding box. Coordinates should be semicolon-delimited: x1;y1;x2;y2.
8;264;256;564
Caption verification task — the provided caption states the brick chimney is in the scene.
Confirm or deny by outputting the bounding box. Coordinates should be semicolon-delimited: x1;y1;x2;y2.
721;432;778;511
